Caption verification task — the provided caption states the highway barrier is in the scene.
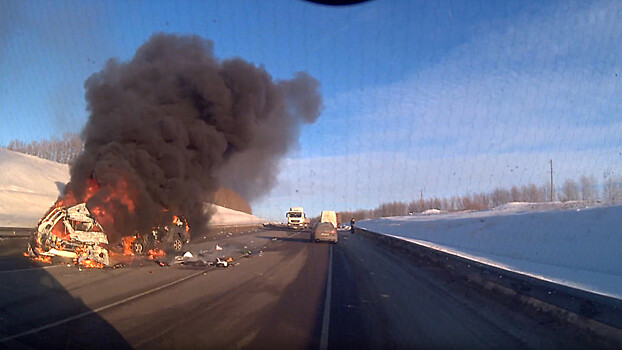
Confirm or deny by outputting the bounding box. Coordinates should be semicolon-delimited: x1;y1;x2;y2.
0;227;32;237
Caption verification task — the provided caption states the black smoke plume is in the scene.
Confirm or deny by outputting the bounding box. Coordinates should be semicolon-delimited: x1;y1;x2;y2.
65;33;321;243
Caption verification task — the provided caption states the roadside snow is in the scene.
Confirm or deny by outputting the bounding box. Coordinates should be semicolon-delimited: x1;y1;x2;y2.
0;148;264;228
421;209;442;215
0;149;69;227
206;204;265;226
358;203;622;299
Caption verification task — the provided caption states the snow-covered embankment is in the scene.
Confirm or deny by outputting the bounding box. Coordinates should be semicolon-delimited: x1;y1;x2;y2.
358;203;622;299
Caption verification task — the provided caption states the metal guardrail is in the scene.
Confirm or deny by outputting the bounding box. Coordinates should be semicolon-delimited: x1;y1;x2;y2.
0;227;32;237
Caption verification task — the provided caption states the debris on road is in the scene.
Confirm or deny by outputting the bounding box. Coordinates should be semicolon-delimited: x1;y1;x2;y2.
153;259;168;267
181;260;209;267
215;244;223;251
215;257;236;268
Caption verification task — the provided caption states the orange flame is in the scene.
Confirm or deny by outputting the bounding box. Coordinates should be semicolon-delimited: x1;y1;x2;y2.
87;177;137;234
148;248;166;260
79;259;105;269
122;236;137;256
173;215;189;232
24;252;52;264
31;174;143;268
33;256;52;264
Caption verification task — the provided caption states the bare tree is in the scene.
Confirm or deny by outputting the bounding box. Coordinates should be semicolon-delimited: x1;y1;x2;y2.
521;184;542;202
579;175;597;201
510;186;520;202
4;133;83;164
541;183;553;202
603;176;622;203
491;188;511;206
560;179;579;202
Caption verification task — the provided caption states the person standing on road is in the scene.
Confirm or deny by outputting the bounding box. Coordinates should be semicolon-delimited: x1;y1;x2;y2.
350;218;355;233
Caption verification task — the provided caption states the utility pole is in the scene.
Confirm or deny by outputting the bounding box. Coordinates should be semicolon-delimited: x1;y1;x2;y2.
549;159;554;202
419;188;424;212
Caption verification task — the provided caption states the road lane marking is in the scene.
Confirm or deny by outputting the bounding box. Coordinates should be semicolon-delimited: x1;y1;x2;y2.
319;244;333;350
0;267;213;343
1;228;302;343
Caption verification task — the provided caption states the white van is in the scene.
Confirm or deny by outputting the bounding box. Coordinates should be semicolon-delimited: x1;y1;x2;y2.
320;210;338;228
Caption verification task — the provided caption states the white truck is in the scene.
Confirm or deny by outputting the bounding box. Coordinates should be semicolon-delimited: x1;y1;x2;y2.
286;207;309;230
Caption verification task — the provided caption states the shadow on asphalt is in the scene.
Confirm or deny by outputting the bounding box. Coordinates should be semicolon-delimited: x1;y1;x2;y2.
260;224;298;232
0;255;132;349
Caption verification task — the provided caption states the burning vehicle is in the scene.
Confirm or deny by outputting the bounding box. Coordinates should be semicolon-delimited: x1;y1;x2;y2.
28;203;110;267
28;202;190;267
130;214;190;255
24;34;321;268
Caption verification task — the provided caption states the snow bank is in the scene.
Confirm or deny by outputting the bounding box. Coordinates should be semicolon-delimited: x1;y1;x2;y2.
0;148;69;226
359;203;622;299
0;148;264;227
207;204;264;226
421;209;442;215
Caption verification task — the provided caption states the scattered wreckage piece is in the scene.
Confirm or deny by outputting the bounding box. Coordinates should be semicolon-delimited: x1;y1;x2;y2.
215;257;236;268
177;252;238;268
180;259;210;268
153;259;169;267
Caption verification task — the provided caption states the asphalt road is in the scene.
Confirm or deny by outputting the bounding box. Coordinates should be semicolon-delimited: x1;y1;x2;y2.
0;228;616;349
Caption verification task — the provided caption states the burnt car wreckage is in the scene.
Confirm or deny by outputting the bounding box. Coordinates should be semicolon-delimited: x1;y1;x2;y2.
27;203;190;266
131;214;190;255
28;203;111;265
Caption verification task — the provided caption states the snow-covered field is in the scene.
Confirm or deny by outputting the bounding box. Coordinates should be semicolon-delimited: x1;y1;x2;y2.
0;149;69;227
0;148;263;227
358;202;622;300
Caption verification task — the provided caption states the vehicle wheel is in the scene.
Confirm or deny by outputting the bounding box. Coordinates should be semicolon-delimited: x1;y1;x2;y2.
132;239;147;255
172;235;183;252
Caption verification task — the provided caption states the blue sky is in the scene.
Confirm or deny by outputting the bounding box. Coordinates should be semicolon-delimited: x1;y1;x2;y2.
1;0;621;220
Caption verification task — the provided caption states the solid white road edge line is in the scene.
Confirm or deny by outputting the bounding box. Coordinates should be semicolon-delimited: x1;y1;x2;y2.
319;244;333;350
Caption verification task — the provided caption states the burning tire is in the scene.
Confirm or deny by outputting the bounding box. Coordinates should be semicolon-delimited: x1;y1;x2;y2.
171;235;183;252
132;237;150;255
